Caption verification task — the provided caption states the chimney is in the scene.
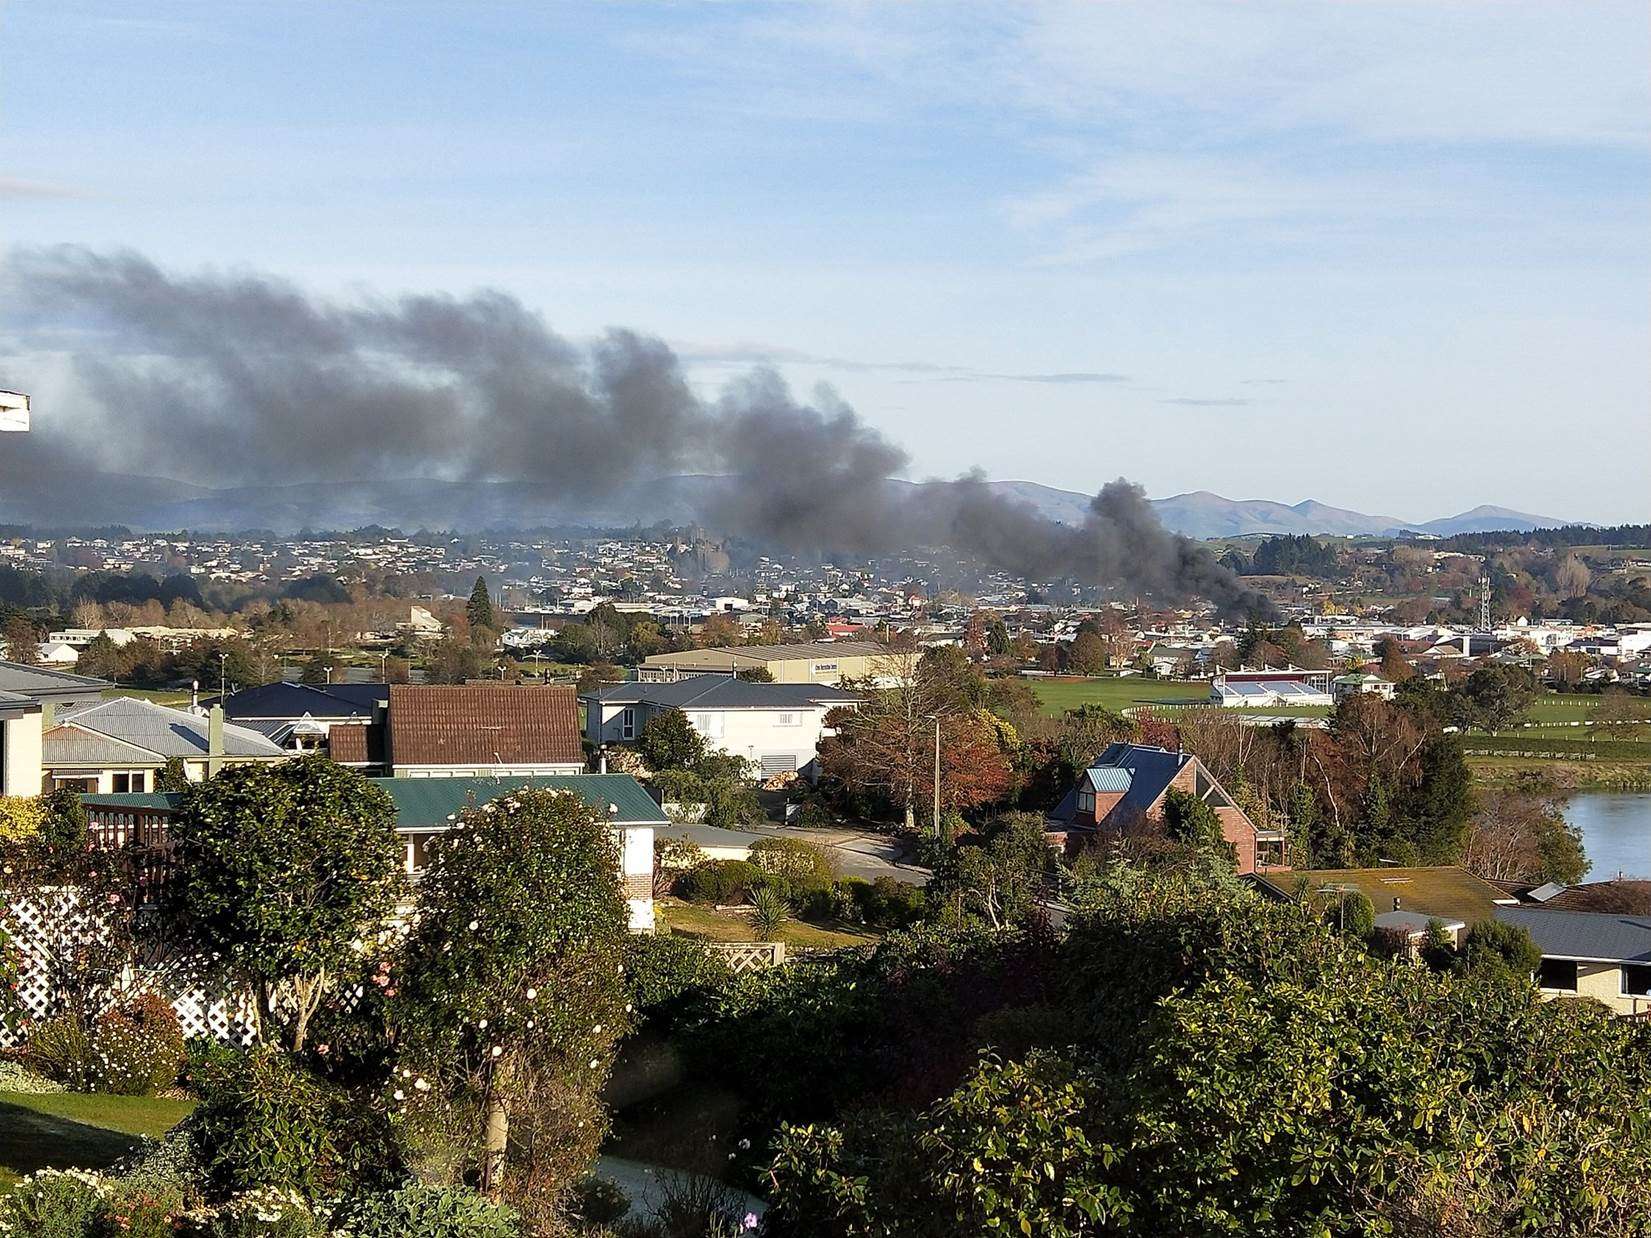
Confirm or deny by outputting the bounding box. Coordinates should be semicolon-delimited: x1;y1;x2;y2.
207;705;225;778
40;701;53;731
1461;633;1471;656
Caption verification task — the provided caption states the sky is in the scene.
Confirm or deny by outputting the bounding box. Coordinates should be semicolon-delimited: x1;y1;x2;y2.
1;1;1647;524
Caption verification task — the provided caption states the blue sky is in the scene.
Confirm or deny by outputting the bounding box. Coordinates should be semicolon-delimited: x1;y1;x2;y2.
2;1;1647;522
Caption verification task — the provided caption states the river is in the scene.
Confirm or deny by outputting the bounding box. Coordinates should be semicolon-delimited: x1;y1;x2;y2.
1566;792;1651;881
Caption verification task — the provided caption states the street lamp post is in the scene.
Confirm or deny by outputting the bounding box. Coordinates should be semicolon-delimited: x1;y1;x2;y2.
926;713;942;840
379;651;389;683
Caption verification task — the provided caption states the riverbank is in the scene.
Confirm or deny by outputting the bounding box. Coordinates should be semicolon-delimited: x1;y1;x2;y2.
1467;755;1651;791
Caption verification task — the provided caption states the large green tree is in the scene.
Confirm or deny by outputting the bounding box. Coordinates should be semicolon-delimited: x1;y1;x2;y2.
166;756;402;1051
466;576;496;633
393;789;630;1213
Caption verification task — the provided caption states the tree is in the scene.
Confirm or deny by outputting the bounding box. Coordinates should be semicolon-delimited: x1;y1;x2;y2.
928;813;1052;930
155;756;190;793
426;637;486;684
1462;776;1586;885
165;756;402;1052
735;665;775;683
394;789;630;1210
76;631;123;679
636;708;707;772
466;576;497;634
1448;665;1538;733
2;614;40;666
1066;631;1109;675
1161;788;1228;857
1457;918;1541;981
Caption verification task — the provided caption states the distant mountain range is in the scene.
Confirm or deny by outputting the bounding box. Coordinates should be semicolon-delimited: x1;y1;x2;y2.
0;469;1571;540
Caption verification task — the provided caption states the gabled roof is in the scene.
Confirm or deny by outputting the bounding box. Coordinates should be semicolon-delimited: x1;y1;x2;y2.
0;660;111;698
583;674;860;710
1496;907;1651;964
328;722;384;767
52;697;286;761
211;681;388;720
1051;743;1190;825
1083;766;1133;794
386;684;581;767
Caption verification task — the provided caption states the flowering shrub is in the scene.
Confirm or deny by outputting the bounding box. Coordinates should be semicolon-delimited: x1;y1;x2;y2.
0;1058;65;1094
0;1169;106;1238
329;1184;518;1238
24;1014;95;1091
91;994;187;1095
176;1188;326;1238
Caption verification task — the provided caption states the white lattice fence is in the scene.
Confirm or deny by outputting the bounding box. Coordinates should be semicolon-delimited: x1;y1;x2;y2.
704;940;787;973
2;888;255;1047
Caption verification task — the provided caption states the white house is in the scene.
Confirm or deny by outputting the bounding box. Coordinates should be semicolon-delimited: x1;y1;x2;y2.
1330;672;1397;703
582;673;860;778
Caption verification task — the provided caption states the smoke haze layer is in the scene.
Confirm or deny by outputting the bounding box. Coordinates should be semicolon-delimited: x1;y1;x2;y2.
0;246;1270;616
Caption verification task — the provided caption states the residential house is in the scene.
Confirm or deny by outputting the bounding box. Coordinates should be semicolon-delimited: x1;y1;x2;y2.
582;673;859;778
1496;907;1651;1017
328;684;584;778
210;681;389;752
1330;672;1396;704
641;640;898;686
42;698;287;793
1047;742;1283;875
82;772;664;932
1256;866;1518;927
0;661;113;796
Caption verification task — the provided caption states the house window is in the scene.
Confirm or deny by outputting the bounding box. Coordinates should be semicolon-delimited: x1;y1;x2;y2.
112;772;147;793
53;776;98;793
1623;964;1651;997
1077;790;1096;815
690;712;725;738
620;708;635;740
776;712;800;727
1536;958;1578;991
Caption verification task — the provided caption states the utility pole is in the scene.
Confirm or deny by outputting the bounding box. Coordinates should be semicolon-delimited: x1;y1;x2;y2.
218;651;228;701
1479;574;1491;632
379;651;389;683
931;713;942;840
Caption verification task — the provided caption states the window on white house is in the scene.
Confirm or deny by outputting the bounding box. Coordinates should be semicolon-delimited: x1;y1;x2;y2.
776;712;799;726
112;772;146;793
1537;958;1578;991
1623;964;1651;997
620;708;635;740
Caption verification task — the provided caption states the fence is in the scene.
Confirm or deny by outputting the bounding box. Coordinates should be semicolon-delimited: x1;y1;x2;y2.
1;887;254;1048
702;940;786;973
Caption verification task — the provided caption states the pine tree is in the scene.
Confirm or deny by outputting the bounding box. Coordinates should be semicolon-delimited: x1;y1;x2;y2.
466;576;496;633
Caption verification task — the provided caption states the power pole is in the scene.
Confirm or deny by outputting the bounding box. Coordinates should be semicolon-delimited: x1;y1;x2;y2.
1479;574;1491;632
931;714;941;840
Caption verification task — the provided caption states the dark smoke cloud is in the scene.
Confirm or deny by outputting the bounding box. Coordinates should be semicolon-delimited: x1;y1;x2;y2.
0;245;1269;616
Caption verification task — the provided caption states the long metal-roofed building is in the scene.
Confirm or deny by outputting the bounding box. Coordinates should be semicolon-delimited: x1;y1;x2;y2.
640;640;903;685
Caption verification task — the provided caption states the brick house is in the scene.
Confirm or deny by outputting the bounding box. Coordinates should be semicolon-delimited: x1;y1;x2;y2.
1047;742;1283;875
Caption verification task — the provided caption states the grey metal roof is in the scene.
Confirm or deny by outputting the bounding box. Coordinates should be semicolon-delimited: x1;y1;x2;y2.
53;697;286;760
1084;766;1133;794
0;660;111;697
1375;910;1464;935
646;640;888;664
584;674;860;710
1495;907;1651;964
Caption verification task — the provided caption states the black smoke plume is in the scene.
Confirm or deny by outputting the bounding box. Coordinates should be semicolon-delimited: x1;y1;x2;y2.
1;246;1270;616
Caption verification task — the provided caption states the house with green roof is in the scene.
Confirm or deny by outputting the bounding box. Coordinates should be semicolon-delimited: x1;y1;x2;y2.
82;773;666;932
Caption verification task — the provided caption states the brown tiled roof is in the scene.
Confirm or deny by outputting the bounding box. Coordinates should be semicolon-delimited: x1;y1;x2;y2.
327;722;383;767
386;685;581;768
1543;880;1651;915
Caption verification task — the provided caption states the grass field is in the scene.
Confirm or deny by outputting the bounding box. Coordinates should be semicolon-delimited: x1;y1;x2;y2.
658;900;877;949
0;1092;194;1187
1027;676;1331;720
99;686;193;706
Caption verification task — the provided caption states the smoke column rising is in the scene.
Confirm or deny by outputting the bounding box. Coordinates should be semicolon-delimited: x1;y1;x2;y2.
0;245;1270;616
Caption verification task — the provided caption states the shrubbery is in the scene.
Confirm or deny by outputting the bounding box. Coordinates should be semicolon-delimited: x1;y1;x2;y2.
623;933;732;1024
24;994;185;1096
675;859;761;905
328;1184;517;1238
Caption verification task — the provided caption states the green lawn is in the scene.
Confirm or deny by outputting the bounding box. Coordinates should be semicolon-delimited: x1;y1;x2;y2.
1027;676;1330;720
1526;694;1602;723
658;900;877;949
0;1092;194;1187
99;687;194;706
1028;676;1209;717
